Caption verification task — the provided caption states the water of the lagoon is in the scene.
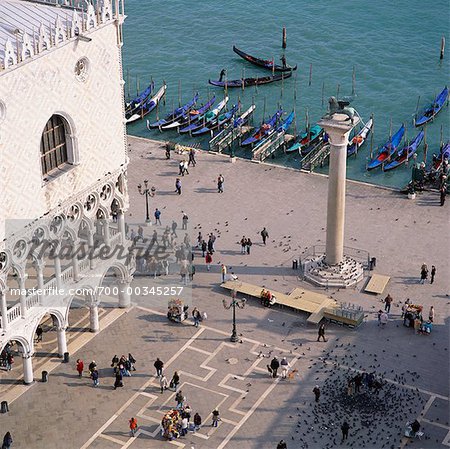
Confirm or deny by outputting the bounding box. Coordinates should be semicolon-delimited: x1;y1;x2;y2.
122;0;450;189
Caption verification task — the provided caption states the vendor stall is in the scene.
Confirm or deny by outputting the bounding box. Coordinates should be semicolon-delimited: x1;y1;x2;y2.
167;299;189;323
161;409;181;440
403;304;431;334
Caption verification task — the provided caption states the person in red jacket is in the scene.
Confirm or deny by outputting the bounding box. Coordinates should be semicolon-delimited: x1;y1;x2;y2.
205;252;212;271
76;359;84;378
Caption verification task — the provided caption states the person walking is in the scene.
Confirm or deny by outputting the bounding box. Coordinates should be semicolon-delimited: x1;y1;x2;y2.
175;178;182;195
2;432;12;449
175;390;185;408
205;252;213;271
246;238;253;255
192;307;201;327
179;160;185;176
212;409;221;427
317;323;327;342
129;417;138;437
270;356;280;378
217;174;224;193
277;440;287;449
440;185;446;206
154;358;164;377
401;299;411;319
159;374;168;393
76;359;84;378
88;360;97;375
154;208;161;226
113;370;123;390
280;357;289;379
221;264;227;282
183;160;189;175
171;220;178;237
170;371;180;391
201;240;207;257
36;324;43;342
180;416;189;436
182;212;189;230
240;236;247;254
341;421;350;443
313;385;321;402
430;265;436;284
384;294;393;313
429;305;435;323
91;369;99;387
193;412;202;431
188;148;196;166
207;236;214;254
260;227;269;245
420;263;428;284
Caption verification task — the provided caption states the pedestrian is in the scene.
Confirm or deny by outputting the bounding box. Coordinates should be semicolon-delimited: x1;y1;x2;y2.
180;265;188;285
313;385;320;402
182;212;189;230
171;220;178;237
201;240;207;257
113;370;123;390
91;369;99;387
380;311;388;327
188;148;196;166
36;324;43;342
188;264;195;281
154;358;164;377
170;371;180;391
129;417;138;437
240;236;247;254
212;409;220;427
2;432;12;449
181;415;189;436
280;357;289;379
420;263;428;284
217;174;224;193
5;353;13;371
175;178;182;195
440;185;446;206
154;208;161;225
354;373;362;393
76;359;84;377
159;374;168;393
193;412;202;431
221;264;227;282
341;421;350;442
246;238;252;255
401;299;411;318
260;227;269;245
430;265;436;284
130;228;136;242
317;323;327;342
384;293;393;313
377;309;383;326
88;360;97;375
205;252;212;271
192;307;201;327
179;160;185;176
128;353;137;371
137;225;144;241
270;356;280;378
429;305;435;322
175;390;185;407
165;144;171;159
277;440;287;449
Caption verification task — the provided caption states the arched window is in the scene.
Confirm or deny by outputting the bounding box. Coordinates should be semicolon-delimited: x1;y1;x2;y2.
40;115;69;176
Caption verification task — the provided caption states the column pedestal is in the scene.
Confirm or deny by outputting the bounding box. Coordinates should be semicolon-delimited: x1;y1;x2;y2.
56;327;67;357
89;304;99;332
118;280;131;308
22;354;34;384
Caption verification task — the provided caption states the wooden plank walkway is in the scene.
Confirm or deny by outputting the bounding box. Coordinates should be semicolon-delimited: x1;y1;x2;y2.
364;274;390;294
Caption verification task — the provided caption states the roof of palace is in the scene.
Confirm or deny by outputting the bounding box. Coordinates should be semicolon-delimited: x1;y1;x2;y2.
0;0;115;72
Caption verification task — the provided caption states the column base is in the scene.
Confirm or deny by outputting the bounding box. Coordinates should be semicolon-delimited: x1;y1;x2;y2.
303;254;364;288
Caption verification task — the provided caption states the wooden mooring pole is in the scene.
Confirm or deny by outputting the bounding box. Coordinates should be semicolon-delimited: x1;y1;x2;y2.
440;36;445;60
282;26;287;49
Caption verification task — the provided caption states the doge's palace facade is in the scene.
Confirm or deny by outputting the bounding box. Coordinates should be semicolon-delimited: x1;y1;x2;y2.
0;0;133;383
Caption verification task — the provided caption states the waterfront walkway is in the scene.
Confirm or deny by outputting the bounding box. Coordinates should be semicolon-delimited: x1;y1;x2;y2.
1;136;448;449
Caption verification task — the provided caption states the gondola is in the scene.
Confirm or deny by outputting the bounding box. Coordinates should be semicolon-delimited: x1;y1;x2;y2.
383;130;424;171
414;86;448;127
179;97;228;134
233;45;297;72
125;81;154;115
127;83;166;124
160;96;216;130
241;110;283;146
367;124;405;171
233;104;256;128
148;93;199;129
285;125;324;155
347;118;373;157
209;70;292;88
430;141;450;172
191;104;239;136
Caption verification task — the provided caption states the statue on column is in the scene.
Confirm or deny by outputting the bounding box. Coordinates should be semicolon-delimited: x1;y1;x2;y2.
324;95;357;124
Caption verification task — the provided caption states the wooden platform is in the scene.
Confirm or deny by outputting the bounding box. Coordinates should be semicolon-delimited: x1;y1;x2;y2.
220;280;340;325
364;274;390;294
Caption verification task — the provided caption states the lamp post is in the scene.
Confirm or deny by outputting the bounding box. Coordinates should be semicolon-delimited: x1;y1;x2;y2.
222;290;246;342
137;180;156;223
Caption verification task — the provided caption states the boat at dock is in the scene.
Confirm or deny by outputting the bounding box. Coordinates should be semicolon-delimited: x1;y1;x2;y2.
241;110;283;146
209;70;292;88
366;124;405;171
127;83;166;124
191;104;239;136
125;81;154;116
414;86;448;127
287;125;324;156
347;118;373;157
179;97;228;134
383;130;424;171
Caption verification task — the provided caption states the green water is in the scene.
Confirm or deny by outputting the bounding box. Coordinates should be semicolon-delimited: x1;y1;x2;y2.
122;0;449;188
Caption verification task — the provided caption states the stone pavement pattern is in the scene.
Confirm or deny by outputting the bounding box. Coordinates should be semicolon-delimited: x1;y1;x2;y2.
0;136;448;449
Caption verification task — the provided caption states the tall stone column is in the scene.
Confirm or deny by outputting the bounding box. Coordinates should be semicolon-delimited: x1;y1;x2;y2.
0;289;8;331
103;220;111;247
318;114;359;266
118;209;126;244
56;326;68;357
118;278;131;308
19;276;27;317
54;255;62;290
87;231;96;270
22;353;34;384
89;303;100;332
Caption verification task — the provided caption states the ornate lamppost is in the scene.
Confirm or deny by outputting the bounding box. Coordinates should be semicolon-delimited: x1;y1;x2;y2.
222;290;246;342
137;180;156;223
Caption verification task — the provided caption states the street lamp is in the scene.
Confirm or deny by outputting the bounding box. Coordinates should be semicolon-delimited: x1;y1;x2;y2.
222;290;246;342
137;180;156;223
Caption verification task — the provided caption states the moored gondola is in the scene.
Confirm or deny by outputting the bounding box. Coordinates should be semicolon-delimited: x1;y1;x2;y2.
209;69;292;88
126;83;166;124
414;86;448;127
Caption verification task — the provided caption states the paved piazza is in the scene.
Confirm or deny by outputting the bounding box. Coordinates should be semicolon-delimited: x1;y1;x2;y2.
1;137;449;448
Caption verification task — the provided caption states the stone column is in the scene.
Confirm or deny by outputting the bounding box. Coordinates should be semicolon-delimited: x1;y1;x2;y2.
89;303;99;332
19;276;27;317
56;326;68;357
54;255;62;290
118;209;126;244
118;278;131;308
22;353;33;384
72;253;79;282
34;260;45;291
318;114;359;265
87;231;96;270
103;220;111;247
0;289;8;331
